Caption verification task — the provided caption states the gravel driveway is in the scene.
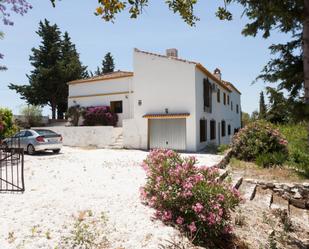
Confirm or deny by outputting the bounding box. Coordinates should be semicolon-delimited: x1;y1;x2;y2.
0;147;223;249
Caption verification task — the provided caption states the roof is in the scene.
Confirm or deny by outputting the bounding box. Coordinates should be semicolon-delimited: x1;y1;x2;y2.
222;81;242;95
135;48;241;94
143;113;190;119
68;71;133;85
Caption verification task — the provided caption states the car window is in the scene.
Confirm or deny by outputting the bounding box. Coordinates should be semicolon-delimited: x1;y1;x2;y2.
34;129;57;136
15;131;26;137
25;131;33;137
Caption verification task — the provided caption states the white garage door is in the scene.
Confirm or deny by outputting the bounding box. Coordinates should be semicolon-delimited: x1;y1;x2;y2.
149;119;186;151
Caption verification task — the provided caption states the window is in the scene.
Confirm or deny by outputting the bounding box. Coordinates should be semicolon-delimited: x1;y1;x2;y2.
228;124;231;135
236;104;239;114
210;120;216;140
14;131;25;138
227;95;230;105
203;79;212;113
231;101;233;111
221;120;226;137
25;131;33;137
200;119;207;142
217;89;220;103
110;101;123;113
223;92;226;105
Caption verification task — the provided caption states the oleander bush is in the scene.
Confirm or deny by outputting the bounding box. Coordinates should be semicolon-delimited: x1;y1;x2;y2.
231;121;288;164
83;106;118;126
140;149;241;246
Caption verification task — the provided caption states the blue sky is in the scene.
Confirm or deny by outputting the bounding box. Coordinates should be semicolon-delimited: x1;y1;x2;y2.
0;0;288;116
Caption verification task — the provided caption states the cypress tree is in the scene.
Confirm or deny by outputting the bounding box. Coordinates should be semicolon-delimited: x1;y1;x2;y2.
259;91;267;119
102;52;115;73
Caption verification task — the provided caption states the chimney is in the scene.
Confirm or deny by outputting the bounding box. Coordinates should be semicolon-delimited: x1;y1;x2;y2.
166;48;178;58
214;68;222;80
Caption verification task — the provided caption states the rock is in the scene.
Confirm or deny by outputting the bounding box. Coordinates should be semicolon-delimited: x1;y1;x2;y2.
293;191;302;199
290;198;307;209
266;183;275;188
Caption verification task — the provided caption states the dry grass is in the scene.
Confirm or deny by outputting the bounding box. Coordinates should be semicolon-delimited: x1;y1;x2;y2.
229;158;306;183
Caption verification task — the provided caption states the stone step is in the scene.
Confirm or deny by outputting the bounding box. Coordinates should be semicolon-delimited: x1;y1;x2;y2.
218;169;229;182
270;194;289;210
239;181;257;201
230;173;243;189
252;186;273;208
289;205;309;229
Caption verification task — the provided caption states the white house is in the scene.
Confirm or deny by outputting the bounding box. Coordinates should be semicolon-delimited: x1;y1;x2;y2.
68;48;241;152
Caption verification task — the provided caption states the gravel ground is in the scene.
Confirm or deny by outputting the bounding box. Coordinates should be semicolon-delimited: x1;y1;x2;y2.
0;147;223;249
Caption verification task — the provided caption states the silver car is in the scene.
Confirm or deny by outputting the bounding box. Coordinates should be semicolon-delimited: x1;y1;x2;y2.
2;129;63;155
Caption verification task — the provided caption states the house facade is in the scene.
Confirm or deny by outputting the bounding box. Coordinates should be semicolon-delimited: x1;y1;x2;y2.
68;49;241;152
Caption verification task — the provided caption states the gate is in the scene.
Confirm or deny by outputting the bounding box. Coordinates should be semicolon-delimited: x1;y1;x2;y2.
0;137;25;192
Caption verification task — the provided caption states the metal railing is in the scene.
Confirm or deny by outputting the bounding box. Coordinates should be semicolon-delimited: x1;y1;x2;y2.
0;137;25;192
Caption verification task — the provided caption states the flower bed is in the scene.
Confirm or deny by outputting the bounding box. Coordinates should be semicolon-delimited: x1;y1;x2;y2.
140;149;241;246
83;106;118;126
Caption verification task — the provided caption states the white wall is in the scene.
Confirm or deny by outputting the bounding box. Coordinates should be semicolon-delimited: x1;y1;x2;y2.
132;50;197;151
68;77;134;126
35;126;123;148
195;68;241;150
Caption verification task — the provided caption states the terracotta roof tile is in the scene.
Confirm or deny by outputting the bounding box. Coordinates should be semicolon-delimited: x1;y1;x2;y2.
68;71;133;85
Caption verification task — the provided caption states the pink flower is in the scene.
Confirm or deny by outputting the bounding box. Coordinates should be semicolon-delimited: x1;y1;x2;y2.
217;194;225;202
162;210;172;221
188;222;197;233
192;203;204;213
176;216;184;225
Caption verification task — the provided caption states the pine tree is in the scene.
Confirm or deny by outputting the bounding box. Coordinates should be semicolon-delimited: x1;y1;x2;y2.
57;31;87;119
102;52;115;74
9;20;87;119
94;66;101;76
10;19;62;119
259;91;267;119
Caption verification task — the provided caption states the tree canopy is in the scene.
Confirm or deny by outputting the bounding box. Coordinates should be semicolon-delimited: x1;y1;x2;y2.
9;19;87;119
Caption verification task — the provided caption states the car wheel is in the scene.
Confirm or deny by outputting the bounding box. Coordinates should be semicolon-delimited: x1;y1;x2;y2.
53;149;61;154
27;144;35;155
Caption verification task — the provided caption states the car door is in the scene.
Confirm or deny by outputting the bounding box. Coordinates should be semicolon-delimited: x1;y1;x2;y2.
23;131;33;150
17;131;26;149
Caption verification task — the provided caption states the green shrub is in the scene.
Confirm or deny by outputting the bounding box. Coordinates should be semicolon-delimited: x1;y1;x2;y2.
231;120;288;162
277;123;309;177
20;105;43;127
67;105;85;126
217;144;230;155
140;149;241;246
256;152;287;168
0;108;18;139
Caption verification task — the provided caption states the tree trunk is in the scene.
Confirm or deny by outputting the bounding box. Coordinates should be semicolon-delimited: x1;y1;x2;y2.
304;0;309;104
51;106;56;120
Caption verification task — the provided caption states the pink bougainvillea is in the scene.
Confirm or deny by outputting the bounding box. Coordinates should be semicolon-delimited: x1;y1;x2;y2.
140;149;241;245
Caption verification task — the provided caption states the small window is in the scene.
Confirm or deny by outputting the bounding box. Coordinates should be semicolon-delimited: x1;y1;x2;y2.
200;119;207;142
223;93;226;105
227;95;230;105
236;104;239;114
228;124;231;135
111;101;123;113
138;100;142;106
210;120;216;140
203;78;212;112
221;120;226;137
217;89;220;103
231;101;233;111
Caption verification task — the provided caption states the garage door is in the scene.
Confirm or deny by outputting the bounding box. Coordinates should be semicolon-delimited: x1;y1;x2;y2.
149;119;186;151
